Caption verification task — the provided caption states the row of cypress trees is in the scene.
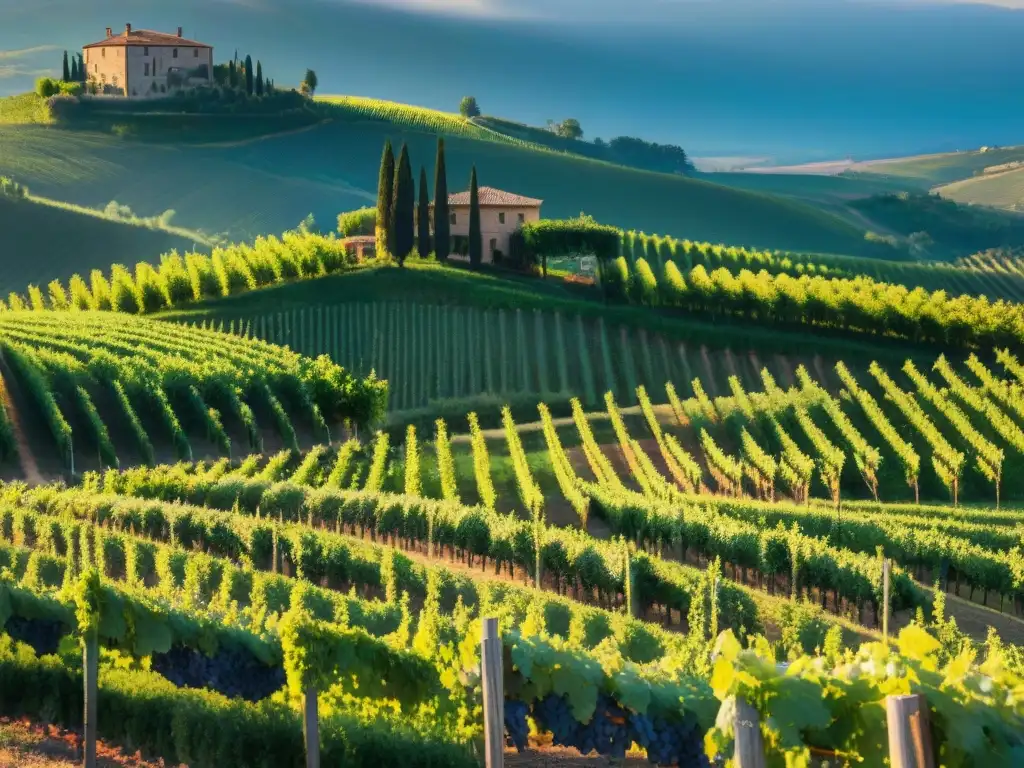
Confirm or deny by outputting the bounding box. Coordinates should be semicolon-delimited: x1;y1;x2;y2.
375;138;482;268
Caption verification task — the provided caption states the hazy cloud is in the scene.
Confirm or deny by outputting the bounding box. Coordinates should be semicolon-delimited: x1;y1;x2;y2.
0;65;52;79
0;44;59;61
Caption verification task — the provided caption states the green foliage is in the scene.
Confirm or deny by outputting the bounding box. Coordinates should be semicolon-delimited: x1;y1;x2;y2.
338;207;376;237
391;143;416;266
458;96;480;118
417;166;432;258
376;140;395;259
433;138;450;262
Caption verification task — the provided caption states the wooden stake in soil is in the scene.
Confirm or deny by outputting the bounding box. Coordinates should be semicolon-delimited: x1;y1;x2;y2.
83;629;98;768
481;617;504;768
882;558;891;643
304;685;320;768
734;697;766;768
886;694;934;768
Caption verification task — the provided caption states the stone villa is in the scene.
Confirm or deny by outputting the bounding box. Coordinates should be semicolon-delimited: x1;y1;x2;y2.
434;187;543;262
83;24;213;98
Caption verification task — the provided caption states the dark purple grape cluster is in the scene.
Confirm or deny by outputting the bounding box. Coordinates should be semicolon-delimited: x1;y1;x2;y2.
628;710;710;766
522;692;710;765
504;699;530;751
151;644;285;702
3;616;68;657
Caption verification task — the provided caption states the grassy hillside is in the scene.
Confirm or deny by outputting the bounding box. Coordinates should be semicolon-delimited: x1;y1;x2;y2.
0;193;204;296
0;93;881;256
936;167;1024;213
845;145;1024;187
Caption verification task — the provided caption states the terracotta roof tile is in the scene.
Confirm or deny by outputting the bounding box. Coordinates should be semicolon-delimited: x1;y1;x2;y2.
84;29;211;49
446;187;543;207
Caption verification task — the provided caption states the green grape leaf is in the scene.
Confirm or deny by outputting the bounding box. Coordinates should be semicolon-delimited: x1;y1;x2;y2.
896;624;941;664
765;676;831;748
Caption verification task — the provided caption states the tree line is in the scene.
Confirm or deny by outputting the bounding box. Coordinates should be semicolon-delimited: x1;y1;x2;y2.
373;138;486;269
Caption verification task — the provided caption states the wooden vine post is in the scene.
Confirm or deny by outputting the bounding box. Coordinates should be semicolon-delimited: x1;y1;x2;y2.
481;617;504;768
303;686;320;768
733;698;766;768
83;625;98;768
886;694;934;768
882;558;891;643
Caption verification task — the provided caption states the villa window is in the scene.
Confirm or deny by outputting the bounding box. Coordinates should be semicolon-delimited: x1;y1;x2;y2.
498;212;505;224
518;213;525;223
144;63;150;76
102;48;106;58
450;212;457;225
144;46;149;55
194;49;199;58
173;49;178;58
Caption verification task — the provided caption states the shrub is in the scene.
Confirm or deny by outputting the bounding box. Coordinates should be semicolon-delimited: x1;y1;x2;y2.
68;275;93;310
158;253;193;306
661;260;687;306
89;270;113;311
605;256;630;301
47;280;69;310
338;207;376;237
134;262;169;313
109;264;141;314
186;253;220;301
35;77;60;98
629;258;658;306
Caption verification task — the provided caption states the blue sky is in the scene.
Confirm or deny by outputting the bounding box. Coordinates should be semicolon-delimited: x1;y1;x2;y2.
2;0;1023;160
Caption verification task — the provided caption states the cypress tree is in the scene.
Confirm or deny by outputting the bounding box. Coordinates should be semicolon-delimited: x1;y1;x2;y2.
376;140;395;259
390;143;415;267
417;166;431;258
70;56;79;83
62;51;70;82
255;61;264;96
468;166;482;269
228;59;237;88
433;138;450;263
244;54;254;96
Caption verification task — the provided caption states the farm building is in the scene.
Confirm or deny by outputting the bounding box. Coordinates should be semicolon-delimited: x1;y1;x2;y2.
433;187;542;262
83;24;213;98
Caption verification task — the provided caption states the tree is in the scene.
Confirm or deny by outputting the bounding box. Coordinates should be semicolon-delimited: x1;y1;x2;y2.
468;166;482;269
228;59;237;88
244;54;254;96
433;138;450;262
255;60;264;96
390;143;415;266
417;166;431;258
459;96;480;118
76;53;85;83
556;118;583;140
376;140;395;258
62;51;71;82
70;56;79;83
302;69;318;96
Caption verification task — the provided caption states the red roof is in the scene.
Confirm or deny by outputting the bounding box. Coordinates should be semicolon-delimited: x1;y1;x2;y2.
84;29;211;49
446;187;543;207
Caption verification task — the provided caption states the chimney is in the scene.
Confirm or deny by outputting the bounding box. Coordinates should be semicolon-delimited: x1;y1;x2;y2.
177;26;183;38
125;23;131;35
106;27;112;38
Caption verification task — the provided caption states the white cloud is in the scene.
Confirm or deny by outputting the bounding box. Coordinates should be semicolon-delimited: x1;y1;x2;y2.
337;0;536;18
0;45;59;61
0;65;52;79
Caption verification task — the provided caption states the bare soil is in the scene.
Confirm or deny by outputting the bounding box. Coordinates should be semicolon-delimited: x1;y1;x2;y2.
0;717;178;768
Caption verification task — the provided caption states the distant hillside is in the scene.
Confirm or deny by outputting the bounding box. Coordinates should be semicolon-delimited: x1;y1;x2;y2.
0;94;882;257
936;167;1024;214
0;192;205;296
844;145;1024;188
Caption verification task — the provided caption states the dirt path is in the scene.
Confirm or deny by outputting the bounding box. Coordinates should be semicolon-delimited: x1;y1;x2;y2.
0;355;45;485
181;118;334;149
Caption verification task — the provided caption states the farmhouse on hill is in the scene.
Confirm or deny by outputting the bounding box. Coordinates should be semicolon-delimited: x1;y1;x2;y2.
83;24;213;98
433;186;542;262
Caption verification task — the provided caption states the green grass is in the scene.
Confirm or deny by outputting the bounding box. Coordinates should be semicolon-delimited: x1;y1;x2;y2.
846;145;1024;187
0;93;880;256
0;194;204;295
0;94;52;126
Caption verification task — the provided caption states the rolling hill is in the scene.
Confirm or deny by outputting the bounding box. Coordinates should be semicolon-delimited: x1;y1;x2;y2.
845;145;1024;188
0;192;204;296
936;167;1024;213
0;94;884;260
